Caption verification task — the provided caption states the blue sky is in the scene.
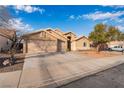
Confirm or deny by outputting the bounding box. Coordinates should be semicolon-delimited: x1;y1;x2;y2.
6;5;124;36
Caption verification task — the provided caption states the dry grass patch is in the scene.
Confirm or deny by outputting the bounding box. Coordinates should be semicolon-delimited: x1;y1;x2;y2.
76;50;122;58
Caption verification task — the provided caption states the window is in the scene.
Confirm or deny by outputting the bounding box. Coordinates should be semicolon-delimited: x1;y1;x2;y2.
83;42;86;47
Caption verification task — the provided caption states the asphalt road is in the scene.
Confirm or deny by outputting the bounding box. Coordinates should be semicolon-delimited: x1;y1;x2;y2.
60;63;124;88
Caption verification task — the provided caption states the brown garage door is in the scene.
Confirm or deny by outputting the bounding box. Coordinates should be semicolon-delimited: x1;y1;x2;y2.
27;40;57;53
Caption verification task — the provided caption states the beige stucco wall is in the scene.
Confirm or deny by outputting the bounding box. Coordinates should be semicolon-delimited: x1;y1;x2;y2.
0;35;12;52
23;31;67;53
75;38;91;50
71;41;76;51
23;30;93;53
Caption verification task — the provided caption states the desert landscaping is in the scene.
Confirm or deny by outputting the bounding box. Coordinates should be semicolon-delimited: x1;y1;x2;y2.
76;50;123;58
0;49;123;73
0;53;25;73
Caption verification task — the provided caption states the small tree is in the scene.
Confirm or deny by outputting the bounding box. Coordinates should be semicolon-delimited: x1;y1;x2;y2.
119;32;124;41
107;26;121;41
89;23;108;52
89;23;124;52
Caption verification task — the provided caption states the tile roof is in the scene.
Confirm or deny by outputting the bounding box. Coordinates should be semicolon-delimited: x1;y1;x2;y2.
22;28;67;41
0;28;15;39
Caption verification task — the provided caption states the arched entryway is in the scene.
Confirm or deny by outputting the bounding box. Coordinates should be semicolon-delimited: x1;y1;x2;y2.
67;36;71;51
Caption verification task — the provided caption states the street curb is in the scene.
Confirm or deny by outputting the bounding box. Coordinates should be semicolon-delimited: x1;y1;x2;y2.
55;60;124;87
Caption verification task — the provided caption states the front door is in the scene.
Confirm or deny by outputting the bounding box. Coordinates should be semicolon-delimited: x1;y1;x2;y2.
67;36;71;51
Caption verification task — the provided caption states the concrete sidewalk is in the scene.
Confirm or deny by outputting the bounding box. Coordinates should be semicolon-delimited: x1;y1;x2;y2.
18;52;124;88
0;71;21;88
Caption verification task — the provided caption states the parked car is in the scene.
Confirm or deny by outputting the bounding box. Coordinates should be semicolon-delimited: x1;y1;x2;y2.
108;45;124;52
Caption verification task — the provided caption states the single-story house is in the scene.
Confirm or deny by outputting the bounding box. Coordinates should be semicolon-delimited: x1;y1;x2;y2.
22;28;92;53
107;41;124;48
0;28;15;52
22;29;67;53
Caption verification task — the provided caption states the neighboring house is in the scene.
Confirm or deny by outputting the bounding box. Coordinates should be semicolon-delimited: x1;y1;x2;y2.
0;35;9;52
107;41;124;48
0;28;15;52
22;28;92;53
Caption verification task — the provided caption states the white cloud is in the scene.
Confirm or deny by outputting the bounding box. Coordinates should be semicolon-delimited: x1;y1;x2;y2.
76;15;82;20
102;20;108;24
68;11;124;22
103;5;124;9
116;25;124;31
110;17;124;23
69;10;124;25
69;15;75;19
111;5;124;9
8;18;33;33
13;5;45;14
83;11;124;21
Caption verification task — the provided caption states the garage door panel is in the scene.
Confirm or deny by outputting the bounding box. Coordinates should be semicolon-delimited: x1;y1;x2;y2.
27;40;57;53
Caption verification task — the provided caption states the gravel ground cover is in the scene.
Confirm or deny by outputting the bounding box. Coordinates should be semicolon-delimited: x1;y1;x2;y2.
0;53;25;73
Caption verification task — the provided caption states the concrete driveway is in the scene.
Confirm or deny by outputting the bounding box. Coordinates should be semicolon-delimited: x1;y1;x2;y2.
18;52;124;88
